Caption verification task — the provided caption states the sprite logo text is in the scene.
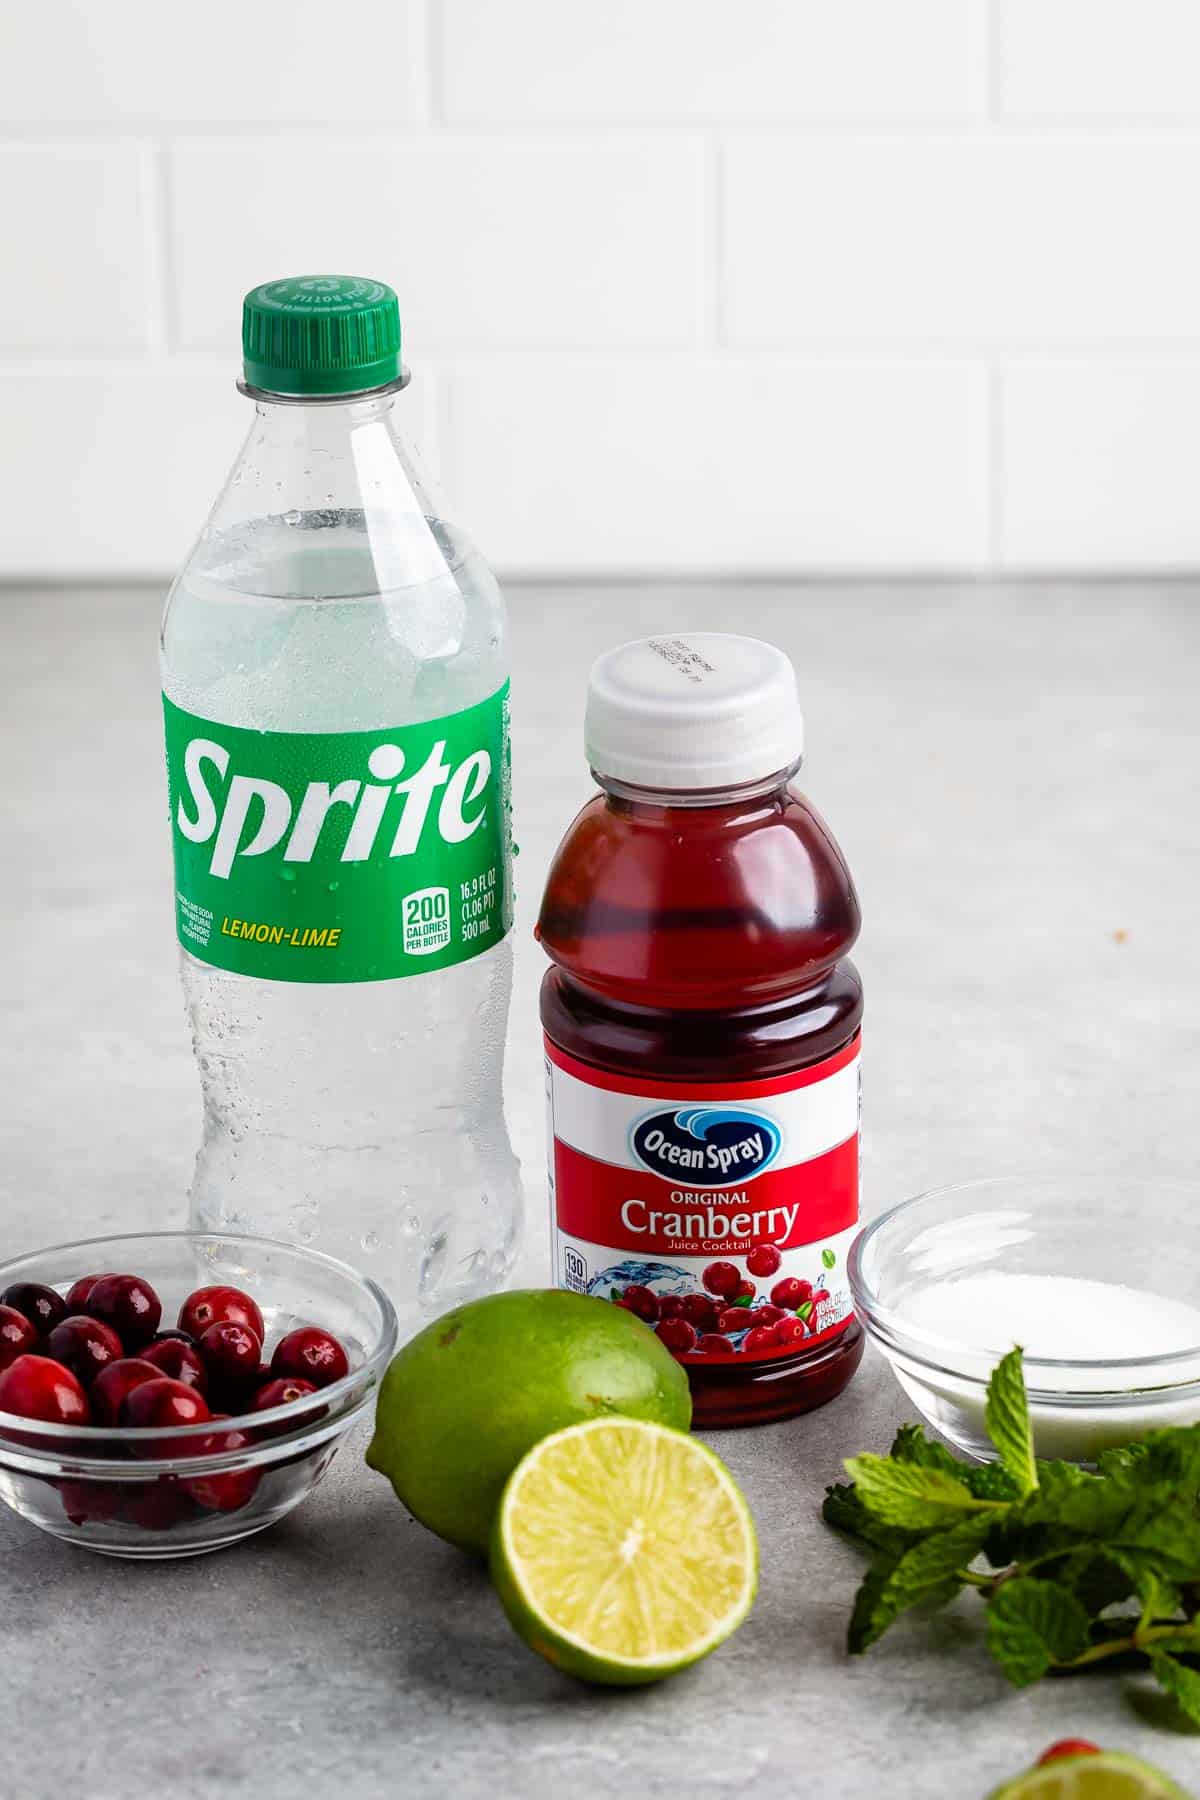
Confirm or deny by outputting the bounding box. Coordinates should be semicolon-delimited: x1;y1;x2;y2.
163;685;511;985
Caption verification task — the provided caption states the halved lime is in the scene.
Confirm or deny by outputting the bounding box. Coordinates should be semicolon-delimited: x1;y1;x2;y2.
490;1416;757;1686
988;1752;1191;1799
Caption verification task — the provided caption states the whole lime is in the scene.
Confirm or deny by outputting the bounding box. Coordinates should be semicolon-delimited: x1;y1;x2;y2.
365;1289;692;1553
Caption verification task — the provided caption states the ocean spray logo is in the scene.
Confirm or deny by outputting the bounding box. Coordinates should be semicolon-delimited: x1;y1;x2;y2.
175;735;492;880
630;1106;782;1187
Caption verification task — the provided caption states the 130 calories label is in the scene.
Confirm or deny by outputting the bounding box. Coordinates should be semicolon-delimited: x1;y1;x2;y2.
546;1035;860;1363
162;685;512;983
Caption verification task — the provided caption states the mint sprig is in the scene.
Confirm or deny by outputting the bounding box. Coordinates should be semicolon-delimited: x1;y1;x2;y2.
824;1349;1200;1726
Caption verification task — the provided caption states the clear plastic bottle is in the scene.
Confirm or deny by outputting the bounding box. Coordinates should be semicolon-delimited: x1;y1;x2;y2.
160;275;522;1328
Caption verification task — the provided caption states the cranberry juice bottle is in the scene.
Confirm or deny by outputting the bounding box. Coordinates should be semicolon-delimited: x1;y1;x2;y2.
537;634;863;1428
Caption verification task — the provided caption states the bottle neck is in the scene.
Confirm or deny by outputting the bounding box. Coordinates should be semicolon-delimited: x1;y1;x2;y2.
592;760;800;812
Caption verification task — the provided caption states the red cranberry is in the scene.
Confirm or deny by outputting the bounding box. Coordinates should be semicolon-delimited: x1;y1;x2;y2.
680;1293;720;1331
119;1477;198;1531
0;1354;90;1424
695;1333;731;1355
65;1272;113;1313
746;1244;782;1277
199;1320;262;1391
58;1477;124;1526
138;1338;208;1393
1038;1742;1100;1767
654;1317;697;1353
44;1315;124;1386
717;1307;751;1332
85;1273;161;1350
147;1328;196;1347
702;1261;741;1298
91;1357;162;1426
183;1419;261;1512
771;1276;813;1310
0;1282;67;1336
271;1327;349;1390
120;1377;211;1450
732;1279;755;1302
747;1303;784;1327
742;1326;778;1353
773;1316;808;1345
656;1295;685;1320
253;1377;318;1412
618;1283;659;1323
0;1305;38;1372
179;1285;265;1343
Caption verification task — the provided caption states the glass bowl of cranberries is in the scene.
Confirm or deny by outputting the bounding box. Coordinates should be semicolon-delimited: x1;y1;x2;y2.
0;1231;398;1558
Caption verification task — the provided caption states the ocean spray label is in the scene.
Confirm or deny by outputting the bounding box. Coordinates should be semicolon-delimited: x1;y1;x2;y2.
163;684;511;983
546;1035;860;1364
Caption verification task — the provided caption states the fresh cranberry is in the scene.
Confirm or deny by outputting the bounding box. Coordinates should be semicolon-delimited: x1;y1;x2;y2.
702;1261;741;1297
91;1357;162;1426
253;1376;318;1412
771;1277;813;1310
657;1295;685;1320
120;1377;211;1449
138;1338;208;1393
58;1477;124;1526
0;1354;90;1424
44;1315;124;1386
742;1326;779;1353
1037;1742;1100;1766
118;1477;198;1531
199;1321;262;1390
618;1283;659;1323
271;1326;350;1389
0;1305;38;1372
695;1333;731;1354
732;1279;755;1302
680;1293;719;1331
178;1285;265;1343
746;1244;782;1277
85;1273;162;1349
65;1273;113;1313
252;1377;321;1439
717;1307;752;1333
0;1282;67;1336
654;1317;698;1353
183;1419;261;1513
773;1316;808;1345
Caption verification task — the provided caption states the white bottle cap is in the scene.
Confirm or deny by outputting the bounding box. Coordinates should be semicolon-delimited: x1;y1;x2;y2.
585;633;804;791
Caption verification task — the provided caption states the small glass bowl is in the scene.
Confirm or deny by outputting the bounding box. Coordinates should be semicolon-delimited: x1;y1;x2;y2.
850;1175;1200;1464
0;1231;397;1558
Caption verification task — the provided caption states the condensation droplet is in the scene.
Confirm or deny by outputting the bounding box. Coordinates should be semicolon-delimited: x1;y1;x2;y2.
360;1231;380;1254
283;509;302;526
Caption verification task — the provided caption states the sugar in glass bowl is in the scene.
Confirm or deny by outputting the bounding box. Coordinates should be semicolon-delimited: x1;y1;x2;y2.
0;1231;397;1558
850;1175;1200;1464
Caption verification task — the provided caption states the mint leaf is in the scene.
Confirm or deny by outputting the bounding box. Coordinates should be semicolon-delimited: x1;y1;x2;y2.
823;1482;918;1555
985;1578;1091;1687
822;1248;836;1270
1100;1425;1200;1486
731;1294;753;1309
1150;1651;1200;1729
1104;1549;1183;1624
889;1424;964;1475
985;1348;1037;1497
843;1454;992;1530
848;1516;994;1653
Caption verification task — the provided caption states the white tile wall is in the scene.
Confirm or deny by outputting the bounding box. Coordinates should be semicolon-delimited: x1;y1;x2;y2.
1;0;1199;578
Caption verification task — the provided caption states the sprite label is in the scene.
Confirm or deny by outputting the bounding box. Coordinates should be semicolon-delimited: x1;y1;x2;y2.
162;683;511;983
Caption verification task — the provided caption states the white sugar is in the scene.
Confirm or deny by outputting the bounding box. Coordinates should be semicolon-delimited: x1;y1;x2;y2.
901;1271;1200;1363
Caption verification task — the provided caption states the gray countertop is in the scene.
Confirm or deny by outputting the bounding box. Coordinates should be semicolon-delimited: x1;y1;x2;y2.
4;580;1200;1799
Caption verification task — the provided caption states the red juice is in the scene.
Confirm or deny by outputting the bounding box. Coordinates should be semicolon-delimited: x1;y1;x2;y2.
537;634;863;1427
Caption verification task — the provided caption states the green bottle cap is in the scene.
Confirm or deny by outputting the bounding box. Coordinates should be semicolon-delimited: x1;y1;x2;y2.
241;275;401;396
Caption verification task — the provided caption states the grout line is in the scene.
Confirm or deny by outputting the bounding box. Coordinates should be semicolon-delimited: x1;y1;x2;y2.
985;356;1004;570
11;115;1200;139
413;0;437;127
140;143;174;355
704;131;723;349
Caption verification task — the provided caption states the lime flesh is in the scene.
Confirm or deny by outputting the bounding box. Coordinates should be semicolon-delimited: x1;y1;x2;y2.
490;1415;757;1686
988;1752;1192;1800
